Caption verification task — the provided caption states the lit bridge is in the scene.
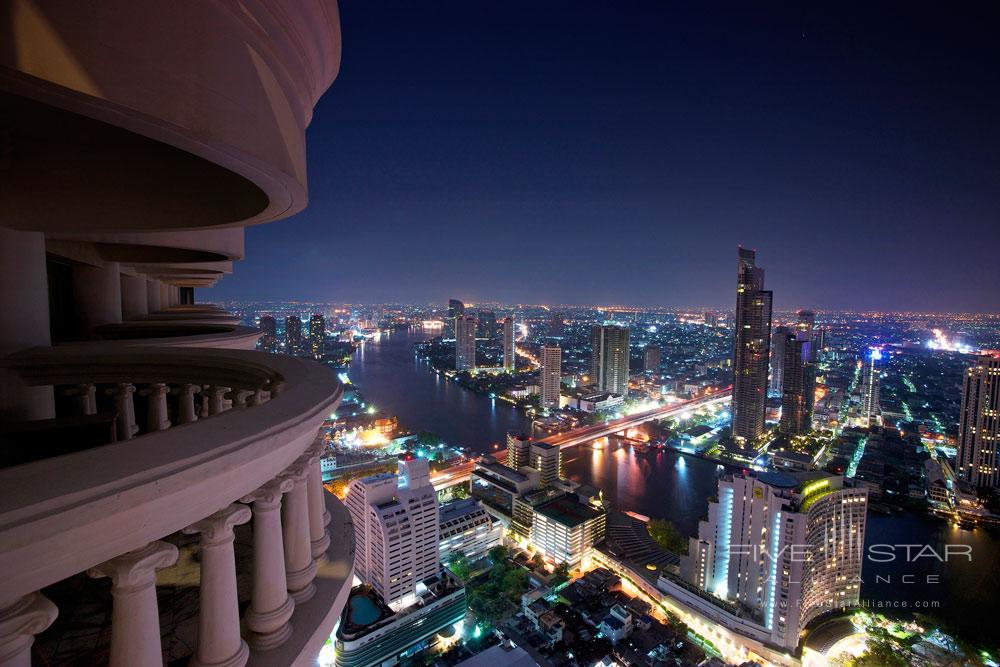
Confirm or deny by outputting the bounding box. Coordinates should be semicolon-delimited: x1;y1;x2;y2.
430;386;732;491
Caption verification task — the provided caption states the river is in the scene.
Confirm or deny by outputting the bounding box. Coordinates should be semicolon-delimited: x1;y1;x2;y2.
346;327;998;648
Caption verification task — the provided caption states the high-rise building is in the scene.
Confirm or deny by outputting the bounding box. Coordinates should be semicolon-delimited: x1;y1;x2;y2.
548;311;564;337
860;347;882;427
769;325;792;394
506;432;532;469
455;314;477;371
477;310;498;339
438;498;502;563
448;299;465;319
643;344;661;373
590;325;630;396
530;441;562;487
346;459;440;609
259;314;277;352
309;313;325;359
680;472;867;650
779;333;814;435
502;316;516;372
541;344;562;410
957;356;1000;489
731;247;773;444
796;310;819;362
529;494;606;570
285;315;303;355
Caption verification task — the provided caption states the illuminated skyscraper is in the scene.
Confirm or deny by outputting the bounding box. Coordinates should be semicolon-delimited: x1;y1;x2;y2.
541;344;562;410
309;314;325;359
259;314;277;352
860;348;882;427
643;345;661;373
769;325;792;394
731;247;772;443
502;316;516;372
506;432;532;469
779;333;814;435
796;310;818;362
285;315;303;355
957;356;1000;489
590;325;630;396
455;314;477;371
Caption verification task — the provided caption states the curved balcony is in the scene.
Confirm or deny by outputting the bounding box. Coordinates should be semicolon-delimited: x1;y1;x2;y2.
0;345;352;665
91;322;262;350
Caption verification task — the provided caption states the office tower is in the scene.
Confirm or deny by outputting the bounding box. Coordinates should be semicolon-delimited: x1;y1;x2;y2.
590;325;631;395
548;312;564;337
779;333;814;435
346;459;440;609
530;441;562;487
680;472;867;650
285;315;303;355
0;8;352;664
506;432;532;469
796;310;818;362
541;344;562;410
259;314;277;351
731;247;773;444
455;314;477;371
502;316;516;372
643;345;661;373
860;348;882;427
769;325;792;394
703;311;718;327
957;356;1000;489
476;310;498;339
309;313;325;359
813;327;827;354
448;299;465;319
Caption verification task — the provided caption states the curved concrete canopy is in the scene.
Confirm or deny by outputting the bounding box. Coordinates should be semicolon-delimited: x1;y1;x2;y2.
0;0;342;232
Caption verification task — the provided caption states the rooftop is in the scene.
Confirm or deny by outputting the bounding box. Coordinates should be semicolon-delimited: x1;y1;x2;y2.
535;494;604;528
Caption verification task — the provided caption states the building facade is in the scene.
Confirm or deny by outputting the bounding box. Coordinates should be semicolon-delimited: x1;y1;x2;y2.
286;314;304;355
502;316;516;371
529;494;606;569
309;313;326;359
506;432;532;469
769;325;791;395
541;344;562;409
438;498;502;563
957;355;1000;489
779;333;814;435
455;314;477;371
731;247;773;444
643;345;661;373
590;325;631;396
860;347;882;427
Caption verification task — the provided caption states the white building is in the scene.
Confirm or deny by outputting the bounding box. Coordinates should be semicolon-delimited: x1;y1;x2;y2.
860;348;882;427
347;459;440;609
503;316;516;372
956;355;1000;489
529;494;606;569
438;498;502;563
455;315;477;371
541;344;562;410
590;325;631;396
679;472;867;651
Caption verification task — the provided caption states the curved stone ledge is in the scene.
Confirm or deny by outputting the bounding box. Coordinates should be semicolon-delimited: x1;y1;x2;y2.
90;323;262;350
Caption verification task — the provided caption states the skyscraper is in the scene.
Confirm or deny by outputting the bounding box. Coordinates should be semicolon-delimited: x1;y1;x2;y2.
680;472;867;650
860;348;882;427
502;316;516;372
541;344;562;410
547;311;564;337
590;325;630;396
796;310;818;362
643;344;661;373
446;299;464;339
769;325;792;395
530;441;562;487
309;313;325;359
779;333;814;435
455;314;477;371
476;310;498;339
957;356;1000;489
731;247;773;444
285;315;303;355
346;459;440;610
259;314;277;352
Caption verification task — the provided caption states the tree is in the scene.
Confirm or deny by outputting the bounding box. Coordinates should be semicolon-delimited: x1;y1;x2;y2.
647;519;688;555
500;568;529;601
553;562;570;578
530;553;545;569
488;545;509;565
448;554;471;581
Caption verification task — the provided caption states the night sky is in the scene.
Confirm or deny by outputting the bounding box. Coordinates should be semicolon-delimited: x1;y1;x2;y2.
215;1;1000;312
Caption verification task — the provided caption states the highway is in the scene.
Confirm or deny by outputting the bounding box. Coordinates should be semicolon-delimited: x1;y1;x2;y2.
430;386;731;491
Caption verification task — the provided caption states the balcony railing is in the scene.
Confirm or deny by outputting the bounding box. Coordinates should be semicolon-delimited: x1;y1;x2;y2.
92;322;263;349
0;345;353;666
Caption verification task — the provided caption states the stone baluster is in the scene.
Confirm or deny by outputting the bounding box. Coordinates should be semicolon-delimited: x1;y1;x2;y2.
229;390;253;411
205;386;229;416
269;381;285;398
139;383;171;432
86;541;179;667
305;441;332;561
0;592;58;667
173;384;201;424
106;383;138;440
240;478;296;650
182;504;251;667
64;383;97;416
280;460;317;603
248;387;267;407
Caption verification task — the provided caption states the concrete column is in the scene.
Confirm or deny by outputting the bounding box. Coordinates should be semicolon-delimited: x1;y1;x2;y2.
146;279;162;313
121;274;149;320
173;384;201;424
240;478;296;650
140;383;171;432
73;261;122;335
305;441;331;561
205;386;229;416
64;383;97;416
159;283;170;310
106;383;138;440
0;592;58;667
280;460;316;603
183;504;251;667
0;227;54;421
87;541;179;667
229;389;253;411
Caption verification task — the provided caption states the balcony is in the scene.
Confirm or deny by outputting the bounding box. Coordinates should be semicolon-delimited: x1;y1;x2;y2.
92;322;262;350
0;345;354;665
